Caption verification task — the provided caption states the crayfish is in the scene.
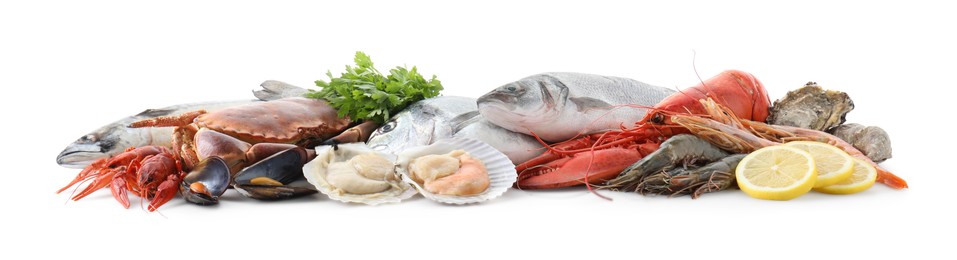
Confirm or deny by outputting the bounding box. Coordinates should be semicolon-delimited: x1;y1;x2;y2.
57;146;184;211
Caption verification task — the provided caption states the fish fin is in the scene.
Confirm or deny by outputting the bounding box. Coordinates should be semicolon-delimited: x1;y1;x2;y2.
135;108;176;118
569;97;613;112
449;111;482;135
254;80;307;101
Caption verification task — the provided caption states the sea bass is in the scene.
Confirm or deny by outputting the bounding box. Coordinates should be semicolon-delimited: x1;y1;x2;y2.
366;96;543;164
477;72;675;142
56;80;305;168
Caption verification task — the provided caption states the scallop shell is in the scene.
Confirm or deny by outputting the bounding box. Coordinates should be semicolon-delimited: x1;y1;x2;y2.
303;143;416;205
395;137;517;205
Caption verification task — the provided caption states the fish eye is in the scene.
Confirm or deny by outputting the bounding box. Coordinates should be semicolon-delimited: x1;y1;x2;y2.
381;120;396;133
506;86;517;92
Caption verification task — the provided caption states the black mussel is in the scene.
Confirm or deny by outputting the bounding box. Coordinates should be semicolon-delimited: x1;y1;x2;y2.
235;182;318;200
233;148;317;200
180;156;231;205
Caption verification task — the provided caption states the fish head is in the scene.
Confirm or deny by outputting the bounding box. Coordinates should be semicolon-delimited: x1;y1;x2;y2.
56;124;144;168
477;74;568;129
367;110;432;155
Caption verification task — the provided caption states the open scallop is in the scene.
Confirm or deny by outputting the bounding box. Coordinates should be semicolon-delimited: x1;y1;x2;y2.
395;137;517;205
303;143;416;205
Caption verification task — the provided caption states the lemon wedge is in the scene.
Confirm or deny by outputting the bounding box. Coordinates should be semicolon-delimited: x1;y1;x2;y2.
784;141;854;188
736;145;817;200
814;158;878;195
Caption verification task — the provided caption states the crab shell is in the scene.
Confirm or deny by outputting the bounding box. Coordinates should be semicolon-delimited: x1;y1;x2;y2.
195;97;352;144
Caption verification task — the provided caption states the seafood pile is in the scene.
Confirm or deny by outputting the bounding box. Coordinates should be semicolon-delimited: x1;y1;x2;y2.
491;70;904;200
55;54;907;211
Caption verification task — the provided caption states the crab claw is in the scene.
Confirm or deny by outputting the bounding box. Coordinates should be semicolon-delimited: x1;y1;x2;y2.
319;121;379;147
148;175;181;212
516;148;644;189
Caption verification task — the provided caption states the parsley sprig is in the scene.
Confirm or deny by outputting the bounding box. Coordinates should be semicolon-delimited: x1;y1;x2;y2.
305;51;443;124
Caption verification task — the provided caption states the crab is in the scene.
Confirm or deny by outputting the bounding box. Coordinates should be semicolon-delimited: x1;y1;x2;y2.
129;97;353;173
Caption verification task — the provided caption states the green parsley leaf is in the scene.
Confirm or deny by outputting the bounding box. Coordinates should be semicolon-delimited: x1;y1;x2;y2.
305;51;443;124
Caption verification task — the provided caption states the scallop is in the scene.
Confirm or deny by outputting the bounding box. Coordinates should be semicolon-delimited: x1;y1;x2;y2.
303;143;415;205
396;138;516;205
408;151;462;184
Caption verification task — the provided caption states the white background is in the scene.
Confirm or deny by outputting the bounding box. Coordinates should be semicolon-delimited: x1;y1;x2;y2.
2;1;954;259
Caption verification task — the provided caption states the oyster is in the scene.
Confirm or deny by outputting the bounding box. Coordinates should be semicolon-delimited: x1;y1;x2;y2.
767;82;854;132
831;123;893;162
303;143;415;205
396;138;516;205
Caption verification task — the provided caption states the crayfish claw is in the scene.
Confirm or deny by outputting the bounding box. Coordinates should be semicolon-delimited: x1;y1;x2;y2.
147;176;181;212
110;177;131;209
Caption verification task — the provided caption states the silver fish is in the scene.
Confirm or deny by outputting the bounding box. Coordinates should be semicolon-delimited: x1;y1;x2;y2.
56;80;306;168
477;72;676;142
366;96;544;164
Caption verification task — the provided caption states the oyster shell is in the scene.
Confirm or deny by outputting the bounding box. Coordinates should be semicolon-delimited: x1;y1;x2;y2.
303;143;415;205
767;82;854;132
830;123;892;162
396;138;516;205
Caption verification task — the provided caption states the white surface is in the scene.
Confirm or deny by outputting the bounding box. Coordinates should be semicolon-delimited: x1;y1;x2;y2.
2;0;954;259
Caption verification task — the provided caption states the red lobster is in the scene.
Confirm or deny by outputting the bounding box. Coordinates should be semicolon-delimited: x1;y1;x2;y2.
515;70;772;189
57;146;184;211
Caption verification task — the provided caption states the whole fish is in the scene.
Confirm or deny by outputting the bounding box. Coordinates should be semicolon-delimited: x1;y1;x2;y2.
477;72;675;143
56;80;305;168
366;96;544;164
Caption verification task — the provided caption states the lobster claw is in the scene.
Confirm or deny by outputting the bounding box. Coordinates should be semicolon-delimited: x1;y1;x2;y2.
515;147;647;189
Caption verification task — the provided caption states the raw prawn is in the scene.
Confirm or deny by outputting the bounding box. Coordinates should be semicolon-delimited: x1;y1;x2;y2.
637;154;745;198
605;134;730;192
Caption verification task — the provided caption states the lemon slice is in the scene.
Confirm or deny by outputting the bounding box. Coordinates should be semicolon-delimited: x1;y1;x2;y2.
784;141;854;188
736;145;817;200
814;158;878;195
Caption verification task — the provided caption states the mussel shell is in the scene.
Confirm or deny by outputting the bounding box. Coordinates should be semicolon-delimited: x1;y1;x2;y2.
180;156;231;205
234;148;304;186
234;183;318;200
